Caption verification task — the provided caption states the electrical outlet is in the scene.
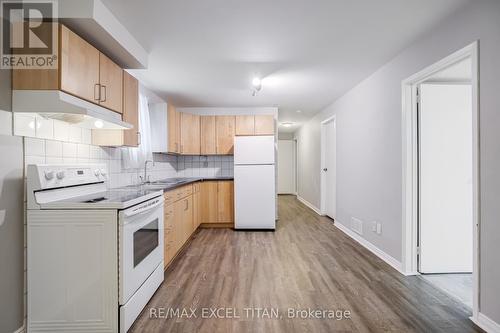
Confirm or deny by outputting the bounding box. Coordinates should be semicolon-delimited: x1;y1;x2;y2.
371;221;377;232
376;222;382;235
351;217;363;235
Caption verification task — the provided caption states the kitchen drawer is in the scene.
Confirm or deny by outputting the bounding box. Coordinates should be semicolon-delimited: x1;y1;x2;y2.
176;184;193;200
164;190;178;205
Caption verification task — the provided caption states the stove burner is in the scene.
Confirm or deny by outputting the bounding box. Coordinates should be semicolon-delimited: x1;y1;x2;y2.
84;197;107;203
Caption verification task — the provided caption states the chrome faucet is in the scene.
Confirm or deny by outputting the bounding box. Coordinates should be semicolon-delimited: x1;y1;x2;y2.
140;160;154;184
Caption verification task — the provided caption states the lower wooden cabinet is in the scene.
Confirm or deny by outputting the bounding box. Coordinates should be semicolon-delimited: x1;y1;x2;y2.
200;180;234;224
164;184;196;268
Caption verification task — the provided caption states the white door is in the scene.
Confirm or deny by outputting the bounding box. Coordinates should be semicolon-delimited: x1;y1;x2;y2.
419;83;473;274
323;119;336;219
278;140;296;194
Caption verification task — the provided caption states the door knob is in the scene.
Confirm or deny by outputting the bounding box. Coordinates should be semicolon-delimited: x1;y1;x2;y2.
323;168;328;172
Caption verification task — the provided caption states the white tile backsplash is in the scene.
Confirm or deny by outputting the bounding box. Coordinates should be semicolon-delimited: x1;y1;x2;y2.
25;137;45;156
53;120;70;141
76;143;90;159
69;126;82;143
45;140;62;157
62;142;77;158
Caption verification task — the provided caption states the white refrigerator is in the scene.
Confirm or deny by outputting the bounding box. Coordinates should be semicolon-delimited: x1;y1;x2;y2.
234;135;276;230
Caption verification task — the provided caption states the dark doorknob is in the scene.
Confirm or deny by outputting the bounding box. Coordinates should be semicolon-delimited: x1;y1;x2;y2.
323;168;328;172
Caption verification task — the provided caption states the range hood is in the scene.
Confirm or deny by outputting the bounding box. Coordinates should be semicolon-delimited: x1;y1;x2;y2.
12;90;133;129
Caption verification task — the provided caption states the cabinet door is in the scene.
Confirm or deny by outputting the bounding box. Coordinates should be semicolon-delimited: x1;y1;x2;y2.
254;115;275;135
181;113;200;155
168;104;180;153
201;181;218;223
181;197;194;243
236;115;255;135
201;116;217;155
173;199;185;254
164;204;175;267
122;71;139;146
216;116;236;154
99;53;123;113
194;190;201;229
218;181;234;223
60;25;100;103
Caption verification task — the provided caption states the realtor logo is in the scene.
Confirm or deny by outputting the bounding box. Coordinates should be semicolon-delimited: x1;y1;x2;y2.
1;0;58;69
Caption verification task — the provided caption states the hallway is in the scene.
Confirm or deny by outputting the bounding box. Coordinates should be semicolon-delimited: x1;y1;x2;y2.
131;195;480;332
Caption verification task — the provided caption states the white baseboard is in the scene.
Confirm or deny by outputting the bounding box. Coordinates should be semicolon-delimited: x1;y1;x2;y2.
471;313;500;333
296;195;322;215
334;221;405;275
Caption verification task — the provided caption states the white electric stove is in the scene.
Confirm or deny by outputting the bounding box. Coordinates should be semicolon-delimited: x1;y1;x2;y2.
27;164;164;333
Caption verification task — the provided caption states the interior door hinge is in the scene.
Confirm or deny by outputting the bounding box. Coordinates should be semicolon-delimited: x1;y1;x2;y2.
416;246;421;255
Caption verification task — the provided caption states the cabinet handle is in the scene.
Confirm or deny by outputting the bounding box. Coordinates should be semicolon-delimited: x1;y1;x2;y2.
137;132;141;145
100;85;107;102
94;84;101;101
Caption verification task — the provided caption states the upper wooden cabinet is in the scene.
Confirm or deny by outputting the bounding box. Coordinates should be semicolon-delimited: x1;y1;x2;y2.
235;115;255;135
167;104;181;154
255;115;275;135
200;116;217;155
91;72;138;147
14;24;124;114
180;113;200;155
98;53;123;113
122;72;139;146
216;116;235;155
60;25;100;104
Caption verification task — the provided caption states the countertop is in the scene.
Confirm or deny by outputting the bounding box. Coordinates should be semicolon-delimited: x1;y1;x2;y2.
124;177;234;192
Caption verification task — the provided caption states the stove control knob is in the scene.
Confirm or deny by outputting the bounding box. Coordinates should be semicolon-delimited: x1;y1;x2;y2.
44;171;55;180
56;171;66;180
100;169;107;177
94;169;101;177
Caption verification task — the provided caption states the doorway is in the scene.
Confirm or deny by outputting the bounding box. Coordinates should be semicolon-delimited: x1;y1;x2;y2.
278;139;297;194
401;42;479;318
320;116;336;219
418;65;473;307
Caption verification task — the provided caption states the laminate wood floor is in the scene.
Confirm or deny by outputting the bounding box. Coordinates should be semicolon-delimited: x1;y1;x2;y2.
130;195;482;333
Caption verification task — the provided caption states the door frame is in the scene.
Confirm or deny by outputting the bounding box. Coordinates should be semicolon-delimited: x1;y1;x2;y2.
401;42;479;318
320;115;336;217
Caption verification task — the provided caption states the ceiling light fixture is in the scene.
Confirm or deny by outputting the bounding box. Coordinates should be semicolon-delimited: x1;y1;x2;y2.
252;76;262;96
94;120;104;129
281;122;294;128
296;110;302;113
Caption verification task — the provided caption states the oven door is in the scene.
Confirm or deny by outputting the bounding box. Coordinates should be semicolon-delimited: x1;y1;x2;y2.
119;196;164;305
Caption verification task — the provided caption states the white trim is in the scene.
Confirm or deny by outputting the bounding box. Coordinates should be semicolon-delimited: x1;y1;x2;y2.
401;42;480;317
334;221;406;275
296;195;322;215
471;312;500;333
320;115;336;217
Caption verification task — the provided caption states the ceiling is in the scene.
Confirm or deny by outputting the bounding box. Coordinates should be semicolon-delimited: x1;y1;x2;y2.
102;0;470;133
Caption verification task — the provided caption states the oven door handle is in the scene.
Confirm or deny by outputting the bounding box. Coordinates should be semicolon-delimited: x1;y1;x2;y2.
123;198;164;218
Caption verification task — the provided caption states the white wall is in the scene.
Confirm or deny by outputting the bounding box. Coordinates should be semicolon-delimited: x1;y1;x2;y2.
0;64;25;332
294;0;500;323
